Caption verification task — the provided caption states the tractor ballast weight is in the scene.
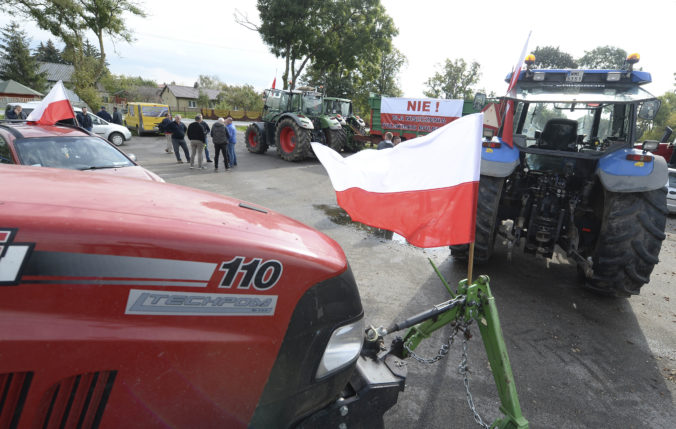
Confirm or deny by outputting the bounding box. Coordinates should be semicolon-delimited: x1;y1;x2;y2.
245;89;347;161
455;56;668;297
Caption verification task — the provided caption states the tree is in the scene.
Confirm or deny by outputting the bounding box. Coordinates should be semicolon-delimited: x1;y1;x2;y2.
217;84;264;111
423;58;480;100
532;46;577;69
34;39;65;63
198;75;224;90
236;0;397;90
578;46;627;69
197;90;210;109
0;22;47;92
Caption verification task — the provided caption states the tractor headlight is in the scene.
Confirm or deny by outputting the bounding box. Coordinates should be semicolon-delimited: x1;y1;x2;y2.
315;318;365;379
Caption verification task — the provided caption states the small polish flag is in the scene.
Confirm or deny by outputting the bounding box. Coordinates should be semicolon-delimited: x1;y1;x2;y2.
272;77;276;89
26;80;76;125
312;113;483;248
502;31;531;147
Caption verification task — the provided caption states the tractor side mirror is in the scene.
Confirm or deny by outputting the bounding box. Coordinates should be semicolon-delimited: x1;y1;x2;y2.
473;93;487;111
642;140;659;152
534;131;541;140
638;99;661;120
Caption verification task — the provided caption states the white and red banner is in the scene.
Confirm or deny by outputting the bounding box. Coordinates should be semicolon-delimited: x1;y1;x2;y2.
380;97;464;133
312;113;483;248
26;80;76;125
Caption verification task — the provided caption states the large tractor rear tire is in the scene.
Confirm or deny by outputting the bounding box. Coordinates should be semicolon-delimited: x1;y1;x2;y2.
450;175;504;262
245;124;268;154
275;118;311;161
584;188;667;297
325;128;347;152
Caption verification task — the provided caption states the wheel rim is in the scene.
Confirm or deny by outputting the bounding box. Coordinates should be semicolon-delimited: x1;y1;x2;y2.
248;130;257;148
111;133;123;146
279;127;296;153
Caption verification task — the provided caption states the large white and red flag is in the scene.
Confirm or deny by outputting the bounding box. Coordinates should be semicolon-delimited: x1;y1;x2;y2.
312;113;483;248
26;80;76;125
502;31;531;147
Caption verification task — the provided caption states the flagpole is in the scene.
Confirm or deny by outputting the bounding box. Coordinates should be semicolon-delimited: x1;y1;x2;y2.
467;241;475;285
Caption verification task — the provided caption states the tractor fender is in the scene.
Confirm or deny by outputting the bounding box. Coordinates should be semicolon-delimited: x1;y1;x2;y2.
279;113;314;130
596;147;668;192
317;115;342;130
480;138;520;178
249;121;266;133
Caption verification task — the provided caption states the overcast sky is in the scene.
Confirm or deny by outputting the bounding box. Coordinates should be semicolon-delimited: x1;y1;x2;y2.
2;0;675;98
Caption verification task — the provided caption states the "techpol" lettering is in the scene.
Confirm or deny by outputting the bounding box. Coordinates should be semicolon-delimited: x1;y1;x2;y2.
125;289;277;316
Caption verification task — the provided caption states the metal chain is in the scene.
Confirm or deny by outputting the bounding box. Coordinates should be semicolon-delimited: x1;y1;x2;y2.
403;319;492;429
403;323;460;364
459;337;491;429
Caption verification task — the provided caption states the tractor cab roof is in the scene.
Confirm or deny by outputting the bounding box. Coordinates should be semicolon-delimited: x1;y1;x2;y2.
503;69;657;103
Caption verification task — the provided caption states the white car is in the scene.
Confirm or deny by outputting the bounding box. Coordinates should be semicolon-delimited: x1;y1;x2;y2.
4;102;132;146
74;107;132;146
668;168;676;214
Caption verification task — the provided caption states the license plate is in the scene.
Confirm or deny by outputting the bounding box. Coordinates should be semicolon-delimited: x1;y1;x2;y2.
566;71;584;82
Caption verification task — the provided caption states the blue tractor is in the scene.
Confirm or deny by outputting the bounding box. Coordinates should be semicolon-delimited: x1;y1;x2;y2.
452;54;668;297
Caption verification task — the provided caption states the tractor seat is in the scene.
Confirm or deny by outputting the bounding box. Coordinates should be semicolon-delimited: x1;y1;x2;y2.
539;119;578;151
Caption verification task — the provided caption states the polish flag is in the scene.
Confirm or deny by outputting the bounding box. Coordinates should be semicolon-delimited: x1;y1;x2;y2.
312;113;483;248
502;31;531;147
272;77;276;89
26;80;76;125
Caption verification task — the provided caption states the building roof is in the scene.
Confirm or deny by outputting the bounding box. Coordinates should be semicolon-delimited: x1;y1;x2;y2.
0;79;43;96
38;62;75;83
162;84;220;100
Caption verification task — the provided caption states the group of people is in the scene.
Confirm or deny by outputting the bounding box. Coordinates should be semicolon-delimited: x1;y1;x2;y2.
377;132;402;149
74;105;123;132
160;113;237;171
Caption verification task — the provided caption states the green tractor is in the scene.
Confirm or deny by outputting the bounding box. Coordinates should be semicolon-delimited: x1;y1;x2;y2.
323;96;368;152
245;89;346;161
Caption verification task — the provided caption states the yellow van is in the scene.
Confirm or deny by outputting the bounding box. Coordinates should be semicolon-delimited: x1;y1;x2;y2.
124;102;171;135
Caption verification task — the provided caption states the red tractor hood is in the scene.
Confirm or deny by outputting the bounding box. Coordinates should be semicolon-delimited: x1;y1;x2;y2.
1;164;345;278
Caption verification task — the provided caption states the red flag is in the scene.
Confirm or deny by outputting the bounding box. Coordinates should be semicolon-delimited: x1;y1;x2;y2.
272;77;276;89
26;81;76;125
312;114;483;248
502;32;531;147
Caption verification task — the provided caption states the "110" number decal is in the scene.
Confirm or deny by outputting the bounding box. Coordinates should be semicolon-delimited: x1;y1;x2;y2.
219;257;283;290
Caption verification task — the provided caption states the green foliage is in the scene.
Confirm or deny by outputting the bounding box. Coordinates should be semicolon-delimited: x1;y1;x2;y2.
216;84;264;111
0;21;48;92
578;46;627;69
197;90;210;109
532;46;577;69
34;39;67;64
100;73;159;102
198;75;225;90
423;58;481;100
247;0;397;90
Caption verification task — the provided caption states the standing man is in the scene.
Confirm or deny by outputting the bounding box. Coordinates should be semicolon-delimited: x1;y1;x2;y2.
165;115;190;163
97;106;112;122
187;115;207;169
377;132;394;150
77;107;93;131
159;113;173;153
112;107;123;125
226;116;237;167
210;117;230;171
199;118;213;163
6;105;26;120
392;135;402;146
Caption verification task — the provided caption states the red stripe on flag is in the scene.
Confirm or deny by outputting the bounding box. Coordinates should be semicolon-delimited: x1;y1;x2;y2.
336;181;479;247
35;99;75;125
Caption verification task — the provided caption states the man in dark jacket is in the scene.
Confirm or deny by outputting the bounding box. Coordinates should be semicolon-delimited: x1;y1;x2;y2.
165;115;190;163
97;106;112;122
187;115;207;169
5;105;27;120
76;107;93;131
210;117;230;171
112;107;123;125
159;113;174;153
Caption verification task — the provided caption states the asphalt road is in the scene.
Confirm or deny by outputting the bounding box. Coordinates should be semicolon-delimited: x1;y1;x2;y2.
120;132;675;429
